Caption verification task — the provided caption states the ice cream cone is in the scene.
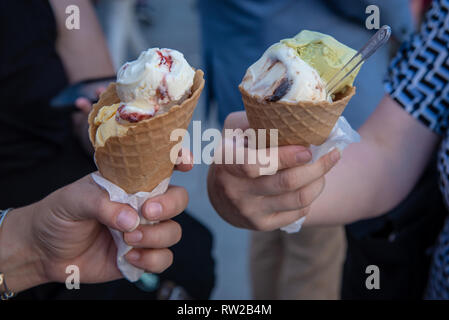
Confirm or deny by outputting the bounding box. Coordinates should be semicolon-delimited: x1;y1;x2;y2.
239;85;355;147
88;69;204;194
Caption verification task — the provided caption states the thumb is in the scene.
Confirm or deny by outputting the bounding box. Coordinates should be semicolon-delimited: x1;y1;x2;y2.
58;175;140;232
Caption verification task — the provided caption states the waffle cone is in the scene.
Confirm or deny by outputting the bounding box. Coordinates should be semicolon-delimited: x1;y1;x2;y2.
240;85;355;147
88;70;204;194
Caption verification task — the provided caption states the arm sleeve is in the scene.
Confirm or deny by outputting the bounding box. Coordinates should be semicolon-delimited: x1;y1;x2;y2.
384;0;449;136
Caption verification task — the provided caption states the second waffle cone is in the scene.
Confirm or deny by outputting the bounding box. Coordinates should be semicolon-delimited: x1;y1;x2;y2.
240;85;355;147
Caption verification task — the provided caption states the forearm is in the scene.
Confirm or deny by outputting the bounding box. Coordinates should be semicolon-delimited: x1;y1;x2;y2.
0;206;47;294
50;0;114;83
305;95;440;226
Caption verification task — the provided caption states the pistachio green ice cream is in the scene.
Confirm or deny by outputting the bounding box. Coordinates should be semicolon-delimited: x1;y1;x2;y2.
281;30;360;94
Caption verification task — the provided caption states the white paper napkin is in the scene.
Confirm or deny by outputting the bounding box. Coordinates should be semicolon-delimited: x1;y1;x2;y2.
92;172;171;282
280;116;360;233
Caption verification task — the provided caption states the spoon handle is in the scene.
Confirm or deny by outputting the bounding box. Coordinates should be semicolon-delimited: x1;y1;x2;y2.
325;25;391;97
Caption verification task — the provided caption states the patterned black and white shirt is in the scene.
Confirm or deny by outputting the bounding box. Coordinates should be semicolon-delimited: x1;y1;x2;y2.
384;0;449;299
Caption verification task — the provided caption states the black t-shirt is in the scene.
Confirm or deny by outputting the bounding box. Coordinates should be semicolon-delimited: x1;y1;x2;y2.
0;0;96;210
0;0;70;174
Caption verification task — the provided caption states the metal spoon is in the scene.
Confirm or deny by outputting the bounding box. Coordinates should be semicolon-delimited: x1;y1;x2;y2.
325;25;392;98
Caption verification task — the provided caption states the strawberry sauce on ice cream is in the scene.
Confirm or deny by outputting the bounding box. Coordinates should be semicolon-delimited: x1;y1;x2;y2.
93;48;195;147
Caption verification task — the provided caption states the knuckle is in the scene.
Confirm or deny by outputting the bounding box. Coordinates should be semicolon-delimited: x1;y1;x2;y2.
308;177;326;204
298;207;310;219
249;218;266;231
277;171;296;191
149;250;173;273
256;221;271;232
238;200;257;218
177;186;189;203
321;154;334;174
243;164;260;178
318;176;326;194
296;189;307;208
318;157;328;176
148;227;163;247
297;187;315;208
145;251;166;273
223;183;239;203
100;199;124;224
215;167;252;213
297;177;325;208
96;195;110;215
279;151;293;169
254;217;275;232
289;208;309;224
172;188;189;214
221;181;244;206
172;221;182;245
165;250;174;270
246;212;272;231
143;252;159;272
183;188;189;206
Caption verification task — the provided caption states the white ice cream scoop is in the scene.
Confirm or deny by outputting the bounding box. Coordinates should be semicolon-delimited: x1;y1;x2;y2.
241;44;327;103
116;48;195;117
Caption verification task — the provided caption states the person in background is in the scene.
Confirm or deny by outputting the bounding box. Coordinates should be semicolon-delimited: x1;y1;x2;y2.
202;0;443;299
95;0;147;69
207;0;449;299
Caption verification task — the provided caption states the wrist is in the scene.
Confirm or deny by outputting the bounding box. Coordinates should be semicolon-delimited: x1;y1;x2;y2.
0;205;47;294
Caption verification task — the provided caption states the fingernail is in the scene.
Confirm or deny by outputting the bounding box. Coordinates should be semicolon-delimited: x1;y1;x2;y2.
146;202;163;220
330;149;341;164
296;150;311;163
125;230;143;243
117;210;139;231
127;250;140;261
